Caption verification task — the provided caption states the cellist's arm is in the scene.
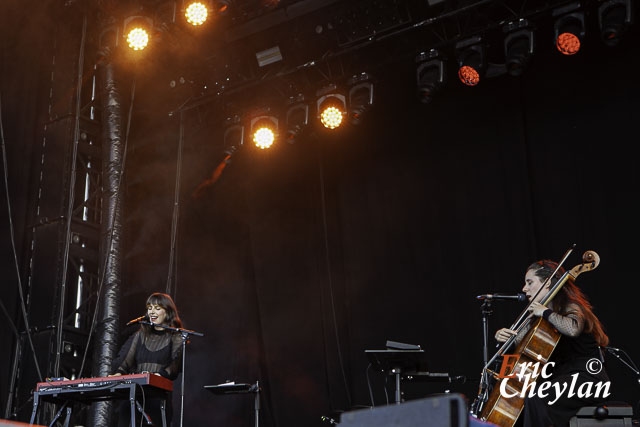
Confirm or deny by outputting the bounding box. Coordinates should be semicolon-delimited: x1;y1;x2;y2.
495;325;528;344
529;302;585;337
545;304;584;337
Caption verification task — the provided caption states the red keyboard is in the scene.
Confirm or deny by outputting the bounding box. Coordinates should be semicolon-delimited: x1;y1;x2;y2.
36;373;173;393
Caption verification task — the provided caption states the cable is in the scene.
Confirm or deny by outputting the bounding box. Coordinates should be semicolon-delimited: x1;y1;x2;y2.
78;73;136;378
54;12;88;377
0;296;19;339
48;400;69;427
383;374;389;405
365;363;375;408
165;110;185;299
616;348;640;371
139;383;146;426
0;91;44;382
317;149;352;407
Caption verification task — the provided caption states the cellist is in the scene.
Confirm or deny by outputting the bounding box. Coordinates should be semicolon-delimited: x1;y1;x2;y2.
495;260;610;427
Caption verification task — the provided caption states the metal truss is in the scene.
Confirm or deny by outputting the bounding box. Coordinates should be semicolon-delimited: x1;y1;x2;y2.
5;7;103;423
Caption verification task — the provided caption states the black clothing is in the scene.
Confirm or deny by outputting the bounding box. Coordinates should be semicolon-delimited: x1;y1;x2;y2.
523;331;610;427
115;327;183;426
115;327;183;380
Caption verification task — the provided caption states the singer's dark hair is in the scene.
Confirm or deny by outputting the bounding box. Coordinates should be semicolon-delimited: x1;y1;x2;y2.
527;260;608;346
144;293;183;332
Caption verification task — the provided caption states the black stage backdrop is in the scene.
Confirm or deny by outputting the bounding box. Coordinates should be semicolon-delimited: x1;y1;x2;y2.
1;5;640;426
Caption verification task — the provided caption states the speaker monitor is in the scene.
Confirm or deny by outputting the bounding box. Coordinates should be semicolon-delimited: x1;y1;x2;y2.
569;405;634;426
339;394;469;427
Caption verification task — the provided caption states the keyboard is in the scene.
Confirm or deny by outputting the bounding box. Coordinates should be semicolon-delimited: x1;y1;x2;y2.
35;373;172;403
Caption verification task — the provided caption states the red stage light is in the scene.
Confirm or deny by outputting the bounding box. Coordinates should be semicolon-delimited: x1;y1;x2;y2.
556;32;581;55
458;66;480;86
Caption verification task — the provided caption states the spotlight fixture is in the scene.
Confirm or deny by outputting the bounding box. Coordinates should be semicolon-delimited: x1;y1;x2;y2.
553;4;585;55
347;73;374;125
98;25;119;51
250;115;278;149
184;1;210;26
455;36;484;86
213;0;232;15
503;20;535;77
285;95;309;144
317;85;346;130
415;49;445;104
223;115;244;150
598;0;633;46
123;16;153;51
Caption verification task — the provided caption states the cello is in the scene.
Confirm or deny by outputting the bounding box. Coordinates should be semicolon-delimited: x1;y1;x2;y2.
473;249;601;426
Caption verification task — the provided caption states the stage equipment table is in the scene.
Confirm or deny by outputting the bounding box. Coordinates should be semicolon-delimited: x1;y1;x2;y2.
30;373;173;427
204;381;261;427
366;349;429;404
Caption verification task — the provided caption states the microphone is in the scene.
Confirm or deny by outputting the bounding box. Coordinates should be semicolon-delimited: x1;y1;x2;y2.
477;293;526;302
126;315;147;326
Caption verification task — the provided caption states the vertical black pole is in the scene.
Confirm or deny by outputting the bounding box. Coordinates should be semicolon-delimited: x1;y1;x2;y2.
87;58;123;427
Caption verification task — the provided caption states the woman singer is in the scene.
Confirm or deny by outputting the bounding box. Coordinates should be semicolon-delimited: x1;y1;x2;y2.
110;292;184;426
495;260;610;427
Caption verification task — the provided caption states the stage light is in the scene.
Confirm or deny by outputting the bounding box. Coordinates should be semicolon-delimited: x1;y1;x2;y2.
598;0;633;46
320;104;344;129
250;116;278;149
285;97;309;144
347;73;374;125
213;0;231;15
185;1;209;26
415;49;445;104
253;127;275;149
98;25;119;51
127;28;149;50
123;16;153;51
455;36;484;86
223;115;244;149
503;20;535;77
317;86;346;130
553;5;585;55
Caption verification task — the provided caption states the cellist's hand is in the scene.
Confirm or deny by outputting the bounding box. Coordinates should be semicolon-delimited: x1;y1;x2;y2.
527;302;547;317
495;328;517;343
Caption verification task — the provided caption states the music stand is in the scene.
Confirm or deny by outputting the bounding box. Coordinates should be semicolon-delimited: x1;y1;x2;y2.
205;381;261;427
366;349;428;404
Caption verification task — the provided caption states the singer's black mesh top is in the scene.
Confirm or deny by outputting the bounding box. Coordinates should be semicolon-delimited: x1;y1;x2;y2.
115;327;183;380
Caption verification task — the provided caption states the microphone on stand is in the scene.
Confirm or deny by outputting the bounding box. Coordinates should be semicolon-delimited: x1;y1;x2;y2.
477;293;527;302
126;315;148;326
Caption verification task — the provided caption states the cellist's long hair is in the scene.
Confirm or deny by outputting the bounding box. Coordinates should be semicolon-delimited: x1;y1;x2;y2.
528;260;609;346
142;293;183;334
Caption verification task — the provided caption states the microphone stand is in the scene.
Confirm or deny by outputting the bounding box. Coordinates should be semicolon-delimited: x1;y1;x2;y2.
140;321;204;427
604;347;640;417
471;298;493;415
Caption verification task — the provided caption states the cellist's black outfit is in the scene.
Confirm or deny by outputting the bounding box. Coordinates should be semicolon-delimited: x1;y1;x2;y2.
114;327;183;426
520;307;609;427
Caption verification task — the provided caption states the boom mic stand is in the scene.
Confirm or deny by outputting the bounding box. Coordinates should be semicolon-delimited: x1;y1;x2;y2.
603;346;640;419
471;298;493;415
140;321;203;427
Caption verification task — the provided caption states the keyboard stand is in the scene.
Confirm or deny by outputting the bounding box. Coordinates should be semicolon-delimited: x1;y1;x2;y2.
30;381;167;427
